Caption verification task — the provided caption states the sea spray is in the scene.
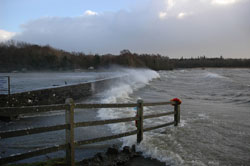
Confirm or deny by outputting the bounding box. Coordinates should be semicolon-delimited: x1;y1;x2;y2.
1;68;249;165
95;68;186;164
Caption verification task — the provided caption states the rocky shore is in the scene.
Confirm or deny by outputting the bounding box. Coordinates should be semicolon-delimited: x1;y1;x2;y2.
79;145;165;166
6;145;166;166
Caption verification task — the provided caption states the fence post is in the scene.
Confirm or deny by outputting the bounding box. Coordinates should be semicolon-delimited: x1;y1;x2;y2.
137;99;144;143
7;76;10;96
174;103;180;126
65;98;75;166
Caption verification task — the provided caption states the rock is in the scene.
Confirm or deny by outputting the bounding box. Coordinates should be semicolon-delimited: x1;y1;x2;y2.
116;154;130;165
79;145;142;166
94;152;104;161
122;146;131;154
106;147;119;155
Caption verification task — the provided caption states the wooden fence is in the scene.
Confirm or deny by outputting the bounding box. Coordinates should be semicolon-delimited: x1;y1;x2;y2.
0;98;181;166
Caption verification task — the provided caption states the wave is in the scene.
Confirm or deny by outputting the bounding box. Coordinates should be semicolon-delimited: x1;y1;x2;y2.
204;72;226;79
95;68;186;165
96;68;160;103
96;68;160;133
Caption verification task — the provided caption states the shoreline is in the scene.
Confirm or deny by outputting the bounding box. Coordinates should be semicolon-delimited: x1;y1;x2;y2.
6;145;166;166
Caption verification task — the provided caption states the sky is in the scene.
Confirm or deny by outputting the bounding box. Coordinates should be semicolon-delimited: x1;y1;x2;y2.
0;0;250;58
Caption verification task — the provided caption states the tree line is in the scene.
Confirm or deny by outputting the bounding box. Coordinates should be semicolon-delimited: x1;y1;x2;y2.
0;41;249;72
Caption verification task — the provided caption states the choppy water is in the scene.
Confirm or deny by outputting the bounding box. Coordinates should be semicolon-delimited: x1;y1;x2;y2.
0;68;250;165
0;71;124;94
96;68;250;166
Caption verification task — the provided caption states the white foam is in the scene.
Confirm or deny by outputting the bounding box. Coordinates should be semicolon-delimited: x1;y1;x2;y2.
198;113;209;119
204;72;225;79
96;68;160;105
97;68;160;131
134;134;185;165
95;68;187;165
179;69;188;73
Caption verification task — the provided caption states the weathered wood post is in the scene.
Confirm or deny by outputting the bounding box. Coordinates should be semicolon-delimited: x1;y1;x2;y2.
174;102;180;126
65;98;75;166
7;76;10;96
137;99;144;143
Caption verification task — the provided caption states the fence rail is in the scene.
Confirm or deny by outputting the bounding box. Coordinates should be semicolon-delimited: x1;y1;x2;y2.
0;104;68;116
0;98;181;166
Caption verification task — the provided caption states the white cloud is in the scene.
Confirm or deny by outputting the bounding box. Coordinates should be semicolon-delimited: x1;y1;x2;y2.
166;0;176;10
177;12;187;19
211;0;241;5
159;11;167;19
84;10;98;16
0;29;15;42
161;0;199;19
13;0;250;58
177;12;192;19
160;0;244;19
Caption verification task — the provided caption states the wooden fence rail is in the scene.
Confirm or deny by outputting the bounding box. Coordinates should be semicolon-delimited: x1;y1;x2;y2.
0;99;181;166
0;104;68;116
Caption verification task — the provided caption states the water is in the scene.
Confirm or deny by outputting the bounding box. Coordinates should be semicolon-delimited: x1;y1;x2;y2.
0;71;124;94
0;68;250;165
96;68;250;165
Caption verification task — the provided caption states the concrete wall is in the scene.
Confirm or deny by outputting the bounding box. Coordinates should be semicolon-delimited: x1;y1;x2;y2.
0;77;123;107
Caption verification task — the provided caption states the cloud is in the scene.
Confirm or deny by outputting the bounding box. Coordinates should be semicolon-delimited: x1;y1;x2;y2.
211;0;242;5
84;10;98;16
177;12;186;19
13;0;250;58
166;0;176;10
159;12;167;19
0;29;15;42
177;12;192;19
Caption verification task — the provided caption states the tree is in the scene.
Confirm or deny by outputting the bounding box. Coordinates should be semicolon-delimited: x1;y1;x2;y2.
120;49;131;55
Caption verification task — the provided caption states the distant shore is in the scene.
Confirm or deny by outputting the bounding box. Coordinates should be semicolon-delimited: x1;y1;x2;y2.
1;41;250;72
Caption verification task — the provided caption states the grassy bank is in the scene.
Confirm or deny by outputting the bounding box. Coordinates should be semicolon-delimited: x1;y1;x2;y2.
6;158;77;166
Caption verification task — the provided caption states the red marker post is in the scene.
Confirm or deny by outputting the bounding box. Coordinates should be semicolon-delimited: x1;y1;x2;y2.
170;98;181;126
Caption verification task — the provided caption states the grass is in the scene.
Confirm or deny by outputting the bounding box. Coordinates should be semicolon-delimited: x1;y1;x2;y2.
6;158;80;166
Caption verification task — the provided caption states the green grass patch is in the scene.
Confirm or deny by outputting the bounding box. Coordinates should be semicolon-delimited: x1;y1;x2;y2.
6;158;80;166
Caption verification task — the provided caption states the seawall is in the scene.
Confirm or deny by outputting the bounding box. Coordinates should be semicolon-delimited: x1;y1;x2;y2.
0;76;124;107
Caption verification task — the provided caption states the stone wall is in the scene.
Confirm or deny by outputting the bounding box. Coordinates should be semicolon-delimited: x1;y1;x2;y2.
0;77;123;107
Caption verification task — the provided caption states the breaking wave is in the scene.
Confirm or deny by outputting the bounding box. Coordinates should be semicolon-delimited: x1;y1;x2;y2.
203;72;226;79
96;68;186;165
